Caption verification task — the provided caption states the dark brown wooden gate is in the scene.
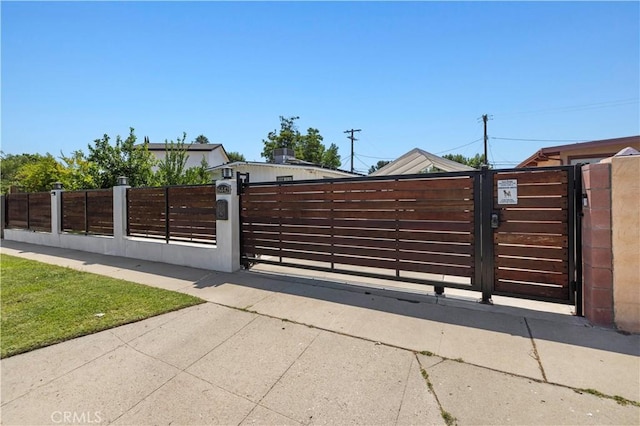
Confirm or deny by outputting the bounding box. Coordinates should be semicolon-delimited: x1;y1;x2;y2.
241;172;481;292
488;167;579;304
240;166;581;307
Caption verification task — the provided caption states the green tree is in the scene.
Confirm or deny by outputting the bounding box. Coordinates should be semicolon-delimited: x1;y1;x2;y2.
443;153;488;169
193;134;210;144
14;154;65;192
321;143;341;169
368;160;390;174
261;116;341;168
155;133;190;186
226;151;246;162
183;157;211;185
155;133;213;186
261;116;301;162
296;127;325;164
1;152;43;193
87;128;156;188
59;150;97;190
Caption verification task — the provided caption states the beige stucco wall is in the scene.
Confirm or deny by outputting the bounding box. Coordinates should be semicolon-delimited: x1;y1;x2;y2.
610;155;640;332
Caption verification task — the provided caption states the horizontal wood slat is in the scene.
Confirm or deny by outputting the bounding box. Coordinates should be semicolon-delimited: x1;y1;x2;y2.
85;190;113;235
495;244;567;260
495;256;567;273
499;209;567;223
494;281;567;300
495;268;567;286
490;169;573;302
127;185;216;242
242;175;476;281
493;170;567;184
495;233;568;247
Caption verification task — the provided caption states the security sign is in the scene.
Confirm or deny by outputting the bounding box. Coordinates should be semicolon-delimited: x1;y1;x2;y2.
497;179;518;205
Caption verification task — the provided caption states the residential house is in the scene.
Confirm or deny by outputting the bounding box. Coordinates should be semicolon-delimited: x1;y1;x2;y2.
370;148;475;176
145;143;229;170
517;135;640;168
208;161;361;183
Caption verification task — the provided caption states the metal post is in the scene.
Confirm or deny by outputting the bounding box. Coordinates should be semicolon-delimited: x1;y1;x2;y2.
165;187;170;243
84;190;89;235
480;166;494;303
473;172;483;291
0;195;5;239
26;193;31;231
572;164;584;316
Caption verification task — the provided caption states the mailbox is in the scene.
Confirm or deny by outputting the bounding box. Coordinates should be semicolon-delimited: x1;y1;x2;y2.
216;199;229;220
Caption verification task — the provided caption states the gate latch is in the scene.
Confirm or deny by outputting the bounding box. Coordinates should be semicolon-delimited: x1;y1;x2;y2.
491;212;500;229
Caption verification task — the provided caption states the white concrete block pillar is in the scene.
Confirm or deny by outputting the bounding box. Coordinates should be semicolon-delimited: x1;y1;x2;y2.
113;178;131;256
216;179;240;272
50;184;63;235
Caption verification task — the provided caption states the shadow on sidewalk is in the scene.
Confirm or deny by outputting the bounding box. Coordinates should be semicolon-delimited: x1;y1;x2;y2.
3;240;638;357
200;267;640;357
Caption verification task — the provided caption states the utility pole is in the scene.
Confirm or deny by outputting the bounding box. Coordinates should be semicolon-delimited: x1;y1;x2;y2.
344;129;361;173
479;114;493;166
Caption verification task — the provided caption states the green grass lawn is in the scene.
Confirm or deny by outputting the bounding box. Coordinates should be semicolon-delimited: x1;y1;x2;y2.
0;254;204;358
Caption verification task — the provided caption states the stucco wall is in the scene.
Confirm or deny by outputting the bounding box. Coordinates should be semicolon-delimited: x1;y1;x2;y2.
610;156;640;332
2;181;241;273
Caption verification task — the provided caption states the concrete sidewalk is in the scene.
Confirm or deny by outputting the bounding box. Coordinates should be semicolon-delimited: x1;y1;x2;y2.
1;241;639;425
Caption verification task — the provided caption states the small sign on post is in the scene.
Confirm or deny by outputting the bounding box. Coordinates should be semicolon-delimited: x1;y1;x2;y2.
497;179;518;205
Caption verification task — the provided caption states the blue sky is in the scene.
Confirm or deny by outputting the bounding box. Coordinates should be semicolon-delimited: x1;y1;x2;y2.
2;1;638;172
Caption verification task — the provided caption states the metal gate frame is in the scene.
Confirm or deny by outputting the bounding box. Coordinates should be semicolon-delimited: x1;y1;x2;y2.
240;165;582;310
480;165;582;310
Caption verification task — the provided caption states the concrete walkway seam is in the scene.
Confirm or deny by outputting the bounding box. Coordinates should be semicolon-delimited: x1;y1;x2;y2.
524;317;549;382
212;300;640;408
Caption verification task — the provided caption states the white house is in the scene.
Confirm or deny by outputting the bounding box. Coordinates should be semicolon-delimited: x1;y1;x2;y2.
145;143;229;170
208;161;361;183
370;148;474;176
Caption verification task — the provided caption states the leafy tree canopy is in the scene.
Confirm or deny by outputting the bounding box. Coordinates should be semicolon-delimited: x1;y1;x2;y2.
13;154;63;192
193;134;210;144
226;151;246;162
443;153;488;169
1;152;44;193
87;127;156;188
261;116;341;169
154;133;211;186
368;160;390;174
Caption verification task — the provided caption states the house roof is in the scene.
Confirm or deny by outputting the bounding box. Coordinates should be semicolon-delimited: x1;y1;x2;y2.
517;135;640;168
144;143;224;152
208;161;363;177
370;148;475;176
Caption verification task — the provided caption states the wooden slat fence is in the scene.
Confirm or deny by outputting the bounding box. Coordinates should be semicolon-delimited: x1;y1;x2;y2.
127;185;217;243
62;189;114;235
492;169;572;301
242;174;478;287
5;192;51;232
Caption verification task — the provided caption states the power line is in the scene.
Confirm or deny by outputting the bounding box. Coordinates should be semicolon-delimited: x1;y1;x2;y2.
494;98;639;118
354;154;372;173
488;139;497;168
491;137;588;143
435;138;483;155
356;153;395;160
